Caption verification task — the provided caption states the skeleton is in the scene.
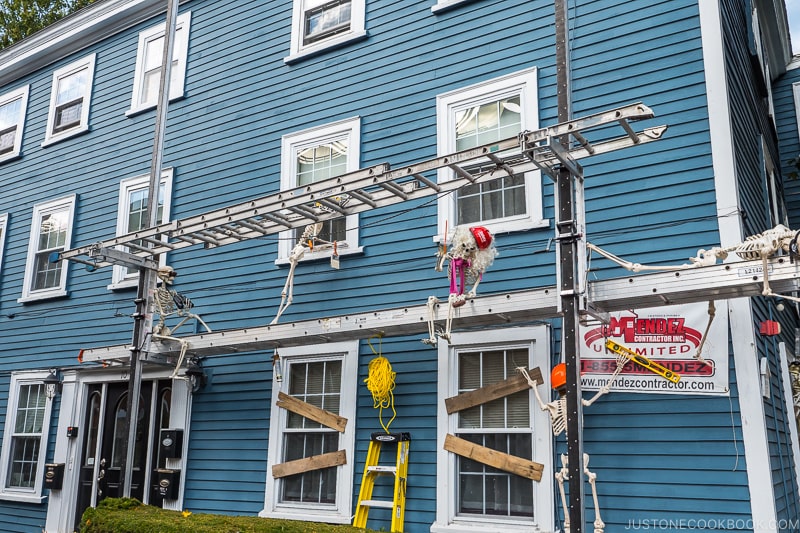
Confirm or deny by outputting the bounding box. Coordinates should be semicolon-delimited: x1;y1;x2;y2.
519;366;605;533
270;223;327;325
152;266;211;378
423;225;498;345
587;224;800;364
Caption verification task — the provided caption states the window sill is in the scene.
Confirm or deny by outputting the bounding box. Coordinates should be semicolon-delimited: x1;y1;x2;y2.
259;509;350;525
0;492;46;504
275;246;364;266
41;125;90;147
431;0;478;13
432;519;544;533
0;151;21;164
18;289;69;304
108;279;138;291
126;94;185;118
284;30;368;65
433;218;550;243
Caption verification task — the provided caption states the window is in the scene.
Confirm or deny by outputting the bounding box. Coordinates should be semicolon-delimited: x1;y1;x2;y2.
436;68;545;237
263;341;358;523
19;195;76;302
43;54;95;145
0;372;55;502
128;12;191;114
110;170;173;288
0;85;29;162
287;0;366;62
433;327;553;532
278;117;361;262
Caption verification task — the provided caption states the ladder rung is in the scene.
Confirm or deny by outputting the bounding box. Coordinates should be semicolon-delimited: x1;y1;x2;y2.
378;180;408;200
237;219;270;234
367;465;397;474
410;172;440;192
359;499;394;509
347;189;377;207
448;162;476;182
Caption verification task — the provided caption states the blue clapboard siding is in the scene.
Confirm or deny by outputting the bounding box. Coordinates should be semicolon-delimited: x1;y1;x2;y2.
720;0;800;523
0;0;795;530
775;63;800;226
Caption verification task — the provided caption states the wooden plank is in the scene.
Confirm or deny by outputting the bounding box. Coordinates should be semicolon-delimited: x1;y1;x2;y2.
272;449;347;479
277;391;347;432
445;369;542;415
443;434;543;481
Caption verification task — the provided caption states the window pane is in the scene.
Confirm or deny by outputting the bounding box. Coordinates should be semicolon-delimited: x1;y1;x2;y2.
456;351;533;518
456;434;533;518
281;359;342;505
304;0;352;44
14;385;45;434
0;98;20;129
7;437;40;488
453;94;525;224
296;139;349;186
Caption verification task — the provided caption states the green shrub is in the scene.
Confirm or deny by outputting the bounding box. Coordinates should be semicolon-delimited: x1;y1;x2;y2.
79;498;378;533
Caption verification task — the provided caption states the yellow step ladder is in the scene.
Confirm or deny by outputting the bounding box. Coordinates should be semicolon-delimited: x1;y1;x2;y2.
353;432;411;532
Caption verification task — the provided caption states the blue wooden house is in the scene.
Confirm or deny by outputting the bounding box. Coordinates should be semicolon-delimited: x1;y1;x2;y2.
0;0;799;532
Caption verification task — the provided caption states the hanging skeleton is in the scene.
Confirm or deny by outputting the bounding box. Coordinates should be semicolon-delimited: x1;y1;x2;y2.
587;224;800;364
519;365;605;533
270;222;329;325
423;225;498;345
152;266;211;378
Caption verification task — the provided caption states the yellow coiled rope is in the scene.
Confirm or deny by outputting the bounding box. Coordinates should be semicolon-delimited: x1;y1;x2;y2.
364;335;396;433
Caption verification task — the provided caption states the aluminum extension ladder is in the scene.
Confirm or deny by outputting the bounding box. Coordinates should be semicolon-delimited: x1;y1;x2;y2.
57;103;665;273
353;432;411;532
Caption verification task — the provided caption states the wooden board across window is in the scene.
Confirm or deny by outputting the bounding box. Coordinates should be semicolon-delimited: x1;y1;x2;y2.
277;391;348;432
272;449;347;479
444;368;542;415
444;434;543;481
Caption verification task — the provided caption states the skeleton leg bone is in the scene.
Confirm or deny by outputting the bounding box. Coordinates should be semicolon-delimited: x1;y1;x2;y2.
422;296;440;346
556;453;570;533
270;252;300;325
584;453;605;533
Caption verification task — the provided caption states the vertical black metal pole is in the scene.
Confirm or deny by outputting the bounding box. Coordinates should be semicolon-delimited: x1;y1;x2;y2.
554;0;586;531
119;0;179;498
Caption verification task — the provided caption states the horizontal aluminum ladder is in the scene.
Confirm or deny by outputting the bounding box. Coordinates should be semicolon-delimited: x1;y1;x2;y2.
78;256;800;364
59;103;665;271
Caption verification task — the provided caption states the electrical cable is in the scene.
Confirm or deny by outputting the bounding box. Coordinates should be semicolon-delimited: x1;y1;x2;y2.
363;334;397;433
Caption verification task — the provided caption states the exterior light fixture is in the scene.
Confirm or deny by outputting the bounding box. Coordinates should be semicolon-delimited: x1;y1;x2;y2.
43;369;62;400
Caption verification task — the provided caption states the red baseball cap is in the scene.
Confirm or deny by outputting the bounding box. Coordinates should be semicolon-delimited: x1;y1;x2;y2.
469;226;493;249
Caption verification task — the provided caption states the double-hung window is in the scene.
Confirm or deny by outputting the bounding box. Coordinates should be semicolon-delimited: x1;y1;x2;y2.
19;195;76;302
0;85;29;162
0;372;55;502
287;0;366;62
436;68;545;237
434;327;553;532
43;54;95;145
110;170;173;288
278;117;361;262
263;341;358;523
128;12;191;114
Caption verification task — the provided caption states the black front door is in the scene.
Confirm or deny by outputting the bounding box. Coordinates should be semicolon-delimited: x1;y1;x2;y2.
74;380;170;529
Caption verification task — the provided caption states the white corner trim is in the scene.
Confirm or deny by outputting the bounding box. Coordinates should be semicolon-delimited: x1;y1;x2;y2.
699;2;776;528
778;343;800;499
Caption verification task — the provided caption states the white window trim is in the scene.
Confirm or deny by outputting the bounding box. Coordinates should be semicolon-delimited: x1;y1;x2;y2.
127;11;191;115
0;370;55;503
792;81;800;143
0;85;29;163
0;213;7;275
19;194;76;303
285;0;366;63
277;117;362;263
261;340;358;523
108;169;174;289
432;326;554;533
435;68;546;239
42;53;96;146
431;0;475;13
